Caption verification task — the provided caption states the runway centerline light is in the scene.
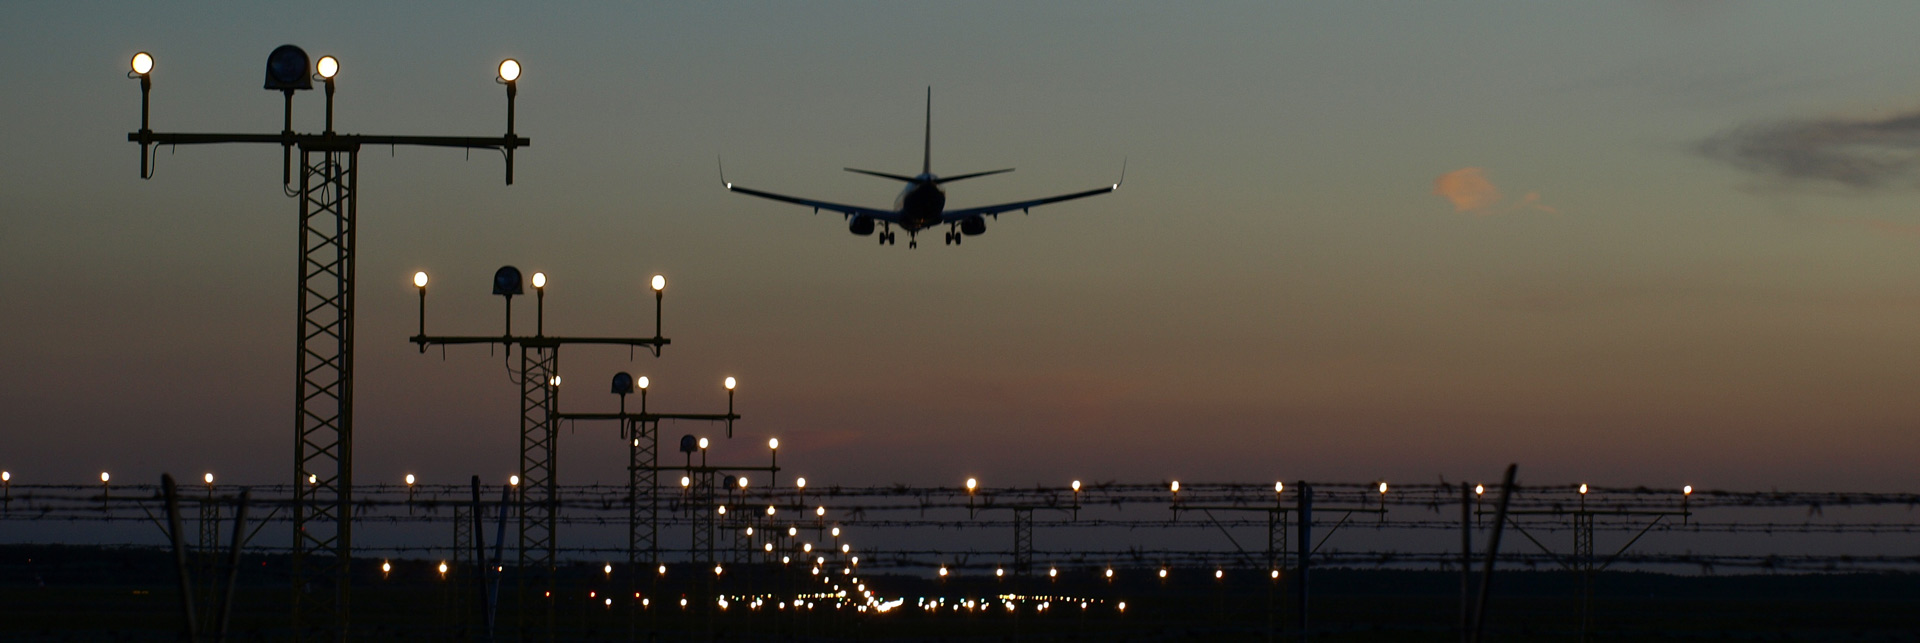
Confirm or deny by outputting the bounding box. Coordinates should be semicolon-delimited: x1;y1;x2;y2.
498;59;521;82
132;52;154;76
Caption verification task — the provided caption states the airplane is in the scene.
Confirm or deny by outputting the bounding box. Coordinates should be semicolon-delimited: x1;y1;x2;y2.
722;88;1122;248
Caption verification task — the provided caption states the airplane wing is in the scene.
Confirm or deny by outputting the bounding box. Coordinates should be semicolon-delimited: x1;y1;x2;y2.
939;184;1117;223
725;183;901;223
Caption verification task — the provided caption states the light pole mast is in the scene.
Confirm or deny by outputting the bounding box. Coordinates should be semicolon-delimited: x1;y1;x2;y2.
126;47;529;641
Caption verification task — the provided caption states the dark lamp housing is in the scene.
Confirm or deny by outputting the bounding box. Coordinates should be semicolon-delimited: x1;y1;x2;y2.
264;45;313;91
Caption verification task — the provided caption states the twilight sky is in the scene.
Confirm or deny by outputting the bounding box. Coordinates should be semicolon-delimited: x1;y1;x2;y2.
4;2;1920;494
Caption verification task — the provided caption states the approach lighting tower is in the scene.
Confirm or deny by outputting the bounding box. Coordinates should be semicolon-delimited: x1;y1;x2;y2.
126;46;528;640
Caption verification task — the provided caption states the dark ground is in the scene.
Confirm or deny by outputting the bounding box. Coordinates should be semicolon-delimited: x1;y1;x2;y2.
2;544;1917;641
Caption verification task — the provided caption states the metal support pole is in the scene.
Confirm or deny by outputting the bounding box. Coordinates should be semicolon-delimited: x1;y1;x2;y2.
1469;465;1518;643
216;490;250;643
163;474;200;642
1460;482;1472;643
1296;482;1310;643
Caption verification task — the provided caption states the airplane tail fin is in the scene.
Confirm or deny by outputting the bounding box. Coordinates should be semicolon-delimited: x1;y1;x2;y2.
923;86;932;175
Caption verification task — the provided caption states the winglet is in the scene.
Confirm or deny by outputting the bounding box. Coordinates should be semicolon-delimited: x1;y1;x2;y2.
718;156;731;190
923;87;932;175
1114;157;1126;190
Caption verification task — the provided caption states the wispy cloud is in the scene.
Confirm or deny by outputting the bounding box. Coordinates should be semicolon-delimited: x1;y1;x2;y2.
1433;167;1556;215
1699;110;1920;190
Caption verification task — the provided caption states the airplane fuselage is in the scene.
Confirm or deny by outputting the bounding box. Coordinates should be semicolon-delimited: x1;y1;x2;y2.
892;174;947;231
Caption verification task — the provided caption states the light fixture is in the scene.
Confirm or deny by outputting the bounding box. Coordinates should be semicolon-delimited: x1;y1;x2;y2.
131;52;154;76
204;473;214;485
263;45;313;91
651;274;665;291
532;272;546;289
414;272;428;288
405;474;415;485
768;438;779;450
796;477;807;489
510;475;520;486
698;437;710;450
316;55;338;80
725;377;736;391
498;59;521;83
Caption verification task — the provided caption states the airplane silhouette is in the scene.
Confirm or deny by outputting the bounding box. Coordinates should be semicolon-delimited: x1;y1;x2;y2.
723;88;1122;248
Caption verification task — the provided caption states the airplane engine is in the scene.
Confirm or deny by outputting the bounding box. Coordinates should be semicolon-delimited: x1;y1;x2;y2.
848;215;876;236
960;216;986;236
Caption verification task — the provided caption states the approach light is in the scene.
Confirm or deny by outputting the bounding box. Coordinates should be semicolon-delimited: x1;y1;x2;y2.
680;477;690;487
405;474;415;485
796;477;807;489
831;527;840;537
308;474;317;484
816;506;825;517
204;473;214;485
1683;485;1693;496
738;476;749;489
995;568;1004;577
381;561;391;574
768;438;779;450
651;275;665;291
1170;481;1179;493
1;472;9;482
263;45;313;91
766;505;776;516
1158;568;1168;579
316;56;338;80
604;564;613;574
1475;484;1485;495
637;376;649;390
1579;484;1589;495
531;272;546;289
498;59;521;83
510;475;520;486
966;478;977;492
938;566;948;577
1071;480;1081;492
438;561;448;575
698;437;710;450
1275;481;1285;493
131;52;154;76
1216;569;1224;579
101;472;111;483
725;377;736;391
1379;482;1389;494
413;272;428;288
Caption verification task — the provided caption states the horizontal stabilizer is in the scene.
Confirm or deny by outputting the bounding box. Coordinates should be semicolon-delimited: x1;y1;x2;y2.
934;168;1014;184
845;168;923;183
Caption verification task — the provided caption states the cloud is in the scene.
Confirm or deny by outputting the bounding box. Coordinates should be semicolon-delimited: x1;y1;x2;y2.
1433;167;1556;215
1699;110;1920;190
1434;167;1502;212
